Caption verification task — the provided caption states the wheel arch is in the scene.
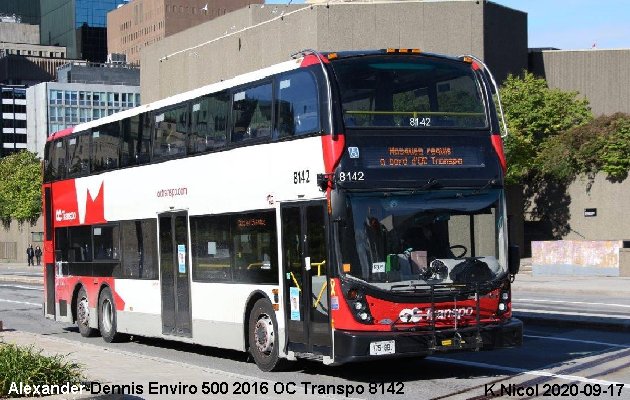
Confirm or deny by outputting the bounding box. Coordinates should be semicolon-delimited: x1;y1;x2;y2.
97;282;113;304
70;283;85;323
242;290;272;352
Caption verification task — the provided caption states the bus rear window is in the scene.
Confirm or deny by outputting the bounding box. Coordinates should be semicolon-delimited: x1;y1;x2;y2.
330;55;487;129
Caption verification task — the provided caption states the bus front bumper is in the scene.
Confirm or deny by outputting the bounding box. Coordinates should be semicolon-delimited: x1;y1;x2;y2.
333;318;523;364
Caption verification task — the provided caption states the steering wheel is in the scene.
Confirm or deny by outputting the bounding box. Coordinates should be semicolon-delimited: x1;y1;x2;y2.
449;245;467;258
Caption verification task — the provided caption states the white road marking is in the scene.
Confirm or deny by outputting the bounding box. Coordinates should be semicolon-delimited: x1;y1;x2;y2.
0;284;43;291
431;357;630;387
515;308;630;319
515;298;630;309
524;334;630;349
0;298;41;307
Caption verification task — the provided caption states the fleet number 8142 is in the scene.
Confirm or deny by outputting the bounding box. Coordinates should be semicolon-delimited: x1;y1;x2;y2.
410;117;431;127
338;171;365;182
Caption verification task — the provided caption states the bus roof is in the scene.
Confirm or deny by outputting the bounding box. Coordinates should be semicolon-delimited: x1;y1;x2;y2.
46;57;302;142
45;49;480;142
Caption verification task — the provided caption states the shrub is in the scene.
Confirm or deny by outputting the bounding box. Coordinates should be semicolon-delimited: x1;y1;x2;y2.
0;342;84;398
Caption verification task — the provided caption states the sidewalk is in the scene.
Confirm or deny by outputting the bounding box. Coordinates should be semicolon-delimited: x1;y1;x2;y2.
0;262;43;285
0;331;301;400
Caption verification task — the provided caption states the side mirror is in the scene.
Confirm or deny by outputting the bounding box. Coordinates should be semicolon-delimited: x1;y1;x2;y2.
508;244;520;275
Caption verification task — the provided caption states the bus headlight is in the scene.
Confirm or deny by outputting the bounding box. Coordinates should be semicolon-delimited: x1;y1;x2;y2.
342;284;373;323
497;287;510;315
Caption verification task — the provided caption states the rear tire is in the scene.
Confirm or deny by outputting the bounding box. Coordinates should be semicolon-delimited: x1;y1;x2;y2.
248;298;287;372
76;286;96;337
98;287;125;343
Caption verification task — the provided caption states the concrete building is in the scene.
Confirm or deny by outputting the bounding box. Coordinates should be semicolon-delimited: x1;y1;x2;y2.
529;49;630;116
107;0;263;65
40;0;129;62
57;60;140;86
0;21;69;77
0;20;39;44
140;0;527;103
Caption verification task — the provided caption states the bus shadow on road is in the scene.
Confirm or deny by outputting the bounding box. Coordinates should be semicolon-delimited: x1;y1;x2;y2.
60;324;629;385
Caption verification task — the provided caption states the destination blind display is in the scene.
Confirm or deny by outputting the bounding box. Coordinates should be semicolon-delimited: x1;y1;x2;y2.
363;145;485;168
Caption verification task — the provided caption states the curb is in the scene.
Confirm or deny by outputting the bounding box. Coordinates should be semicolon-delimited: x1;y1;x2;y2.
512;286;630;298
513;311;630;332
0;276;42;285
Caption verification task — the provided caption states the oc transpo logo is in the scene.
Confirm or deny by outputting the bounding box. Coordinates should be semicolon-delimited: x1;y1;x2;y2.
55;209;77;222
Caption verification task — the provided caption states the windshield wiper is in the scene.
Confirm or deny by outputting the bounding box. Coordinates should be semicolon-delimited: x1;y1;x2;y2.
472;178;498;194
414;178;440;192
390;282;428;291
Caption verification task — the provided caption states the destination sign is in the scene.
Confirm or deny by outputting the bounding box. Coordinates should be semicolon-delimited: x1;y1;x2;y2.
362;145;485;168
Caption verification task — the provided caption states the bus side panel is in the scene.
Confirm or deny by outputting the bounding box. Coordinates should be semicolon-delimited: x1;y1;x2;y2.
111;281;280;352
190;283;279;351
114;279;163;338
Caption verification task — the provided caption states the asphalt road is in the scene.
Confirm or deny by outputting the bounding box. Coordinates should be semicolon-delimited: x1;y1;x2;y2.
1;283;630;400
513;291;630;320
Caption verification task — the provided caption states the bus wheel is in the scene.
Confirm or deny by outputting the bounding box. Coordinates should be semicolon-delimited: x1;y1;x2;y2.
98;287;125;343
76;286;96;337
248;298;286;372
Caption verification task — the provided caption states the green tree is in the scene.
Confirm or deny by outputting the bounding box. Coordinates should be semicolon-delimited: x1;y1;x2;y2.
500;72;592;183
0;151;42;225
537;113;630;182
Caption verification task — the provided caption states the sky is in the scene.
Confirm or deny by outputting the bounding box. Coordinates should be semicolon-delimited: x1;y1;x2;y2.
267;0;630;50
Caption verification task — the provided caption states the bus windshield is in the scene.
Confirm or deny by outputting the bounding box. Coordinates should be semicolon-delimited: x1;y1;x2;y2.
338;189;507;290
330;55;487;129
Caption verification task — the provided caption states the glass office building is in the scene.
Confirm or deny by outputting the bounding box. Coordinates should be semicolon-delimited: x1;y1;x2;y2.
47;86;140;134
41;0;128;62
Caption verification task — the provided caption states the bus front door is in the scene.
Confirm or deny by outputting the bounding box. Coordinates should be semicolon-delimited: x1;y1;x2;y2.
281;202;332;355
158;212;192;337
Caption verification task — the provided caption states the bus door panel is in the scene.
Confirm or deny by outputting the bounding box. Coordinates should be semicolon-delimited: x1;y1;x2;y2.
158;212;192;337
305;204;331;349
281;202;332;354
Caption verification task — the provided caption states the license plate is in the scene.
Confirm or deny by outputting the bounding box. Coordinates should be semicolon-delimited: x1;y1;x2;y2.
370;340;395;355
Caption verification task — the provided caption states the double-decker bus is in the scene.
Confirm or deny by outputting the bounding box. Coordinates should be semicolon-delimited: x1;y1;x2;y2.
42;49;522;371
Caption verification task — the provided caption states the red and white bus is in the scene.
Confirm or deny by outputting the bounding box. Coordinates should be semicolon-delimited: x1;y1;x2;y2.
42;49;522;371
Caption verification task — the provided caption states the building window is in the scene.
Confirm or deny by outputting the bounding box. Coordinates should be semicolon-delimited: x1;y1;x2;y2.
32;232;44;242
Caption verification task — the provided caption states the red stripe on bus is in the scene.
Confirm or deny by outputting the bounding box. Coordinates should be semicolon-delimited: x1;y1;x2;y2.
300;54;330;68
490;134;507;173
321;134;345;173
47;126;75;142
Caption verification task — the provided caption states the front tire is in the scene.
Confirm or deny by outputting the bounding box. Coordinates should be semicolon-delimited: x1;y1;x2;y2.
76;286;96;337
248;298;286;372
98;287;125;343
